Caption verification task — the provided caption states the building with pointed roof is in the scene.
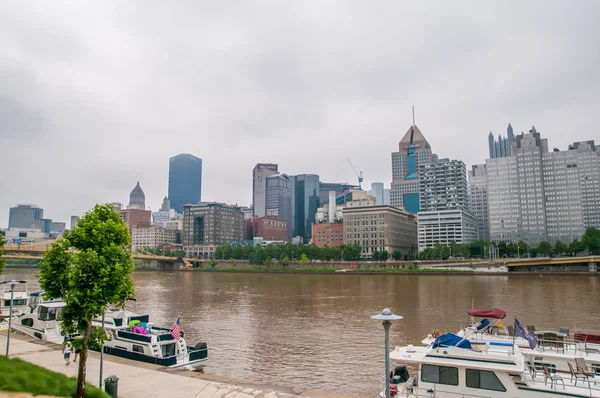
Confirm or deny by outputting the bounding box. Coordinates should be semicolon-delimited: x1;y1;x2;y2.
488;123;516;159
129;181;146;210
390;124;437;213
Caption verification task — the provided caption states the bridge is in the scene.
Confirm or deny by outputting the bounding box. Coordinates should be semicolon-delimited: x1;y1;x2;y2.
505;255;599;272
1;243;197;270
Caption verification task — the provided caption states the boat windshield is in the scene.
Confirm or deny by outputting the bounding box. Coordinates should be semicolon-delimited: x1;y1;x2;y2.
160;343;176;358
38;306;62;321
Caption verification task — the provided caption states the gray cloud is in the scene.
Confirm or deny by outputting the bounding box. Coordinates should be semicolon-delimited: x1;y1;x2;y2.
1;0;599;227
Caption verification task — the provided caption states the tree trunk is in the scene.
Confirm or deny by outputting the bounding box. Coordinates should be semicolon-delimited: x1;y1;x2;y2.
76;320;92;398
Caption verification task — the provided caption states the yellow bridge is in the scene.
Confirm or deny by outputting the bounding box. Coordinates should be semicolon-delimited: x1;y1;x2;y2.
505;255;599;272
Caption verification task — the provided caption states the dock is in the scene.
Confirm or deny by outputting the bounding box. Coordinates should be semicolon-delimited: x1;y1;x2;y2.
0;332;358;398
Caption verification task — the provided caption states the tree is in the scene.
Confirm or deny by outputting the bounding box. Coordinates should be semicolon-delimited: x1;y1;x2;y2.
298;253;310;265
264;256;272;267
280;256;290;268
39;204;134;398
553;240;566;257
379;250;389;261
392;250;402;261
0;231;5;274
536;241;552;256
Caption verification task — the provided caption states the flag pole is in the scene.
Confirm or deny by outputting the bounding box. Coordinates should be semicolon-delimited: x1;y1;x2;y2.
512;317;515;354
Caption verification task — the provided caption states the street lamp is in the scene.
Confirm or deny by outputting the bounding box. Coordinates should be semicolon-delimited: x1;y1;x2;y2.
372;308;403;398
1;280;27;356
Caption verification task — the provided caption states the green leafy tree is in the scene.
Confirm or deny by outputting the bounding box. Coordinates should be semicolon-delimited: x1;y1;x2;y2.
392;250;402;261
536;241;552;256
39;204;134;398
0;232;5;274
208;259;218;268
228;258;237;267
264;256;272;267
379;250;389;261
280;256;290;268
298;253;310;265
553;240;567;257
213;246;224;260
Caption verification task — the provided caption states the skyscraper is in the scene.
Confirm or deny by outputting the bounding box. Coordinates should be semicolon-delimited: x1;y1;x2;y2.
390;124;437;213
468;164;489;242
291;174;320;242
265;173;293;240
129;182;146;210
417;159;479;250
252;163;279;217
8;204;44;229
486;128;600;245
488;123;516;159
168;154;202;214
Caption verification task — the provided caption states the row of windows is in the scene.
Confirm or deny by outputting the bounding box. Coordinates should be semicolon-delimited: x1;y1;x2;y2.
421;365;506;392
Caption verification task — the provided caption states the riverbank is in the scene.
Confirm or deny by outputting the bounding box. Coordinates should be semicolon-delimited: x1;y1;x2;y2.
0;332;359;398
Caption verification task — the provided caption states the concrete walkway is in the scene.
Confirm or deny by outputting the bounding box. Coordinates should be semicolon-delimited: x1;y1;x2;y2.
0;332;358;398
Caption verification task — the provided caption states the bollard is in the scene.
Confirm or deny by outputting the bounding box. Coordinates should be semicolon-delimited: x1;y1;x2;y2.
104;375;118;398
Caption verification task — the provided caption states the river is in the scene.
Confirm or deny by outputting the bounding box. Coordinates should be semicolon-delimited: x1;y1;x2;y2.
3;269;599;397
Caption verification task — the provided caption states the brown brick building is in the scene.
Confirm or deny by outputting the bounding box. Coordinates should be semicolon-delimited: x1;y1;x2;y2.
252;216;287;242
119;208;152;230
312;223;344;247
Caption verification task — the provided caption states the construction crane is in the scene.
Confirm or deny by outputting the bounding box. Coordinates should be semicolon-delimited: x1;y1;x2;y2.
346;158;363;190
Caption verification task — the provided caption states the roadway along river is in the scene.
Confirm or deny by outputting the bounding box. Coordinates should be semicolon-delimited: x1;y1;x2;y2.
4;269;600;397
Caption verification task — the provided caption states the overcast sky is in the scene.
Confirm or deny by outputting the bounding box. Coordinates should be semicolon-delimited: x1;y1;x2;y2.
1;1;599;227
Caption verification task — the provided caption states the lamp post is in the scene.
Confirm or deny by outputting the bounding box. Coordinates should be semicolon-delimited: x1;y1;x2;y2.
98;310;105;388
1;280;26;356
372;308;403;398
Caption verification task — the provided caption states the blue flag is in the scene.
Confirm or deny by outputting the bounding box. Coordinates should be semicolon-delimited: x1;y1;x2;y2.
514;318;537;349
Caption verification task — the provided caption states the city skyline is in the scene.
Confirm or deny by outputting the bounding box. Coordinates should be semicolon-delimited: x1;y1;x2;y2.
2;2;599;227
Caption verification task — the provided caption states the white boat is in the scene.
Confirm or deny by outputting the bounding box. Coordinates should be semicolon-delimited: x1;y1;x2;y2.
0;291;30;318
11;292;208;369
383;336;600;397
421;308;600;377
90;308;208;369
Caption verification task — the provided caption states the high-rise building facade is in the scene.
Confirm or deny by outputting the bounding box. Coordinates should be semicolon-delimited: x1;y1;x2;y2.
318;182;361;206
391;125;437;213
252;216;287;242
488;123;516;159
129;182;146;210
369;182;391;206
343;205;417;258
265;173;293;240
468;164;489;242
487;128;600;245
70;216;80;230
252;163;279;217
131;227;177;250
8;204;44;229
168;154;203;214
182;202;244;246
417;158;479;250
291;174;320;242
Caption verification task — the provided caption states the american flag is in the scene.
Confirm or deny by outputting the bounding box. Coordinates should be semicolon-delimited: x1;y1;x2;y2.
171;316;181;341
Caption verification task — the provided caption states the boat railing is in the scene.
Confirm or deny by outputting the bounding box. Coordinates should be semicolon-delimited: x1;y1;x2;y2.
535;337;599;356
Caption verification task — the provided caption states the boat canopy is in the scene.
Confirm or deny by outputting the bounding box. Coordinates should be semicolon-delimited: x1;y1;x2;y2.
467;308;506;320
432;333;472;349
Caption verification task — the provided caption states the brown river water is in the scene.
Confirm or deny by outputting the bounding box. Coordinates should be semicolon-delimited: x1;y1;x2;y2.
4;269;600;397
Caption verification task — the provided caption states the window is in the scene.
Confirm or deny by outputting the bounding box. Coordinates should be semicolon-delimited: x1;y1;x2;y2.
421;364;458;386
132;344;145;354
21;318;34;327
466;369;506;392
160;343;176;357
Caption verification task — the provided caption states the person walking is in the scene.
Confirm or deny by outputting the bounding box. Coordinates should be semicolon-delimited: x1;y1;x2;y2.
62;338;72;366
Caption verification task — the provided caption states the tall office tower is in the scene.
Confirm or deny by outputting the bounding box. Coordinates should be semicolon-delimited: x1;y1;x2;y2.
369;183;385;205
70;216;80;230
265;173;293;241
129;182;146;210
468;164;489;242
291;174;320;242
318;182;361;206
417;158;479;250
252;163;279;217
182;202;244;246
159;196;171;212
488;123;517;159
8;204;44;229
487;128;548;245
168;154;203;214
390;123;437;213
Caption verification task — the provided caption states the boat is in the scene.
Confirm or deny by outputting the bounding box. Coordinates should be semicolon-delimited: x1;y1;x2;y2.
421;308;600;376
0;290;30;318
90;308;208;369
10;292;208;369
382;334;600;397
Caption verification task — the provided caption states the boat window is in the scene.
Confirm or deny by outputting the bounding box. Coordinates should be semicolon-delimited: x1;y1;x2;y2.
38;306;58;321
421;364;459;386
21;318;34;327
160;343;176;358
592;364;600;375
4;299;28;306
466;369;506;392
132;345;144;354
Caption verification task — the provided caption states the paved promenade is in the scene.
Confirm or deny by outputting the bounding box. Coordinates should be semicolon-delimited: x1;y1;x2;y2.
0;332;358;398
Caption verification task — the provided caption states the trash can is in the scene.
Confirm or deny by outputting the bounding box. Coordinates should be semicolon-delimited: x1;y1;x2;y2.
104;375;118;398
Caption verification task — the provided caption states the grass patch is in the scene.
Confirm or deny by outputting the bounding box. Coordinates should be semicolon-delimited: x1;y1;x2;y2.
0;356;109;398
